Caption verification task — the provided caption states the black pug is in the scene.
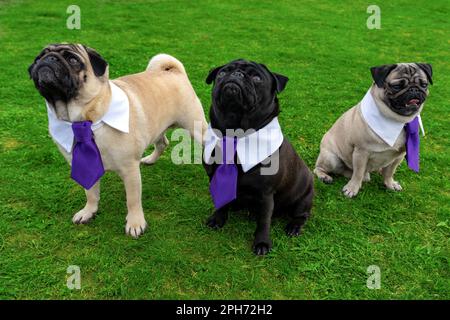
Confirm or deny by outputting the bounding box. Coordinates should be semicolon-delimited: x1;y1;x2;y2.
203;59;314;255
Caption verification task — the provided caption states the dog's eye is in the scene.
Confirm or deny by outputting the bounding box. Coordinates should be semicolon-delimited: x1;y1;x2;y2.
68;57;78;65
391;83;403;90
252;76;262;82
218;71;226;78
420;82;428;88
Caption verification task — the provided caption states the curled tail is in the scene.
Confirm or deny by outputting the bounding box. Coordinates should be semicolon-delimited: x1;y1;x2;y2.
146;53;186;74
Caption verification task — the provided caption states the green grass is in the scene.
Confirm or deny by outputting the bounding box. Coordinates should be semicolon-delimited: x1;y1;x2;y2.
0;0;449;299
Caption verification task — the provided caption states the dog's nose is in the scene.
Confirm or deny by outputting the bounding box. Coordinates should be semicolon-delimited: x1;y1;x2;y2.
409;87;421;95
231;71;244;78
223;83;240;96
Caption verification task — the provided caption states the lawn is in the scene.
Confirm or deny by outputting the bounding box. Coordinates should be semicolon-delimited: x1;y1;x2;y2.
0;0;448;299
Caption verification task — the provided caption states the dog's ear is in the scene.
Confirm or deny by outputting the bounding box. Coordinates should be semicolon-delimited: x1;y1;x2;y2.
28;63;35;78
259;64;289;93
416;63;433;85
370;64;397;88
206;65;225;84
28;48;47;78
272;72;289;93
84;46;108;77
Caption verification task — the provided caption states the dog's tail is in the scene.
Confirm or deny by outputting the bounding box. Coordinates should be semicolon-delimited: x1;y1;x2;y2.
146;54;186;75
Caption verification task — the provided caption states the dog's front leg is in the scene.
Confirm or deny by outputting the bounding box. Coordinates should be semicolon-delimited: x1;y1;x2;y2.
251;194;275;256
342;148;369;198
72;180;101;224
382;154;404;191
206;205;229;229
119;163;148;238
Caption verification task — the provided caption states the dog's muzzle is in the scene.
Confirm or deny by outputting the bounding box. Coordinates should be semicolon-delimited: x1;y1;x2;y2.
36;65;57;85
390;86;426;115
223;82;241;97
34;55;66;85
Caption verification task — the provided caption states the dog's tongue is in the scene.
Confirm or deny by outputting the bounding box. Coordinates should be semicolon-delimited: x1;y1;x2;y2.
408;99;420;105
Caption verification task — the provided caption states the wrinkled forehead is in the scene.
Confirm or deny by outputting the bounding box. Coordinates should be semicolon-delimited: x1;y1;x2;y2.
39;43;87;59
226;59;267;74
388;63;427;81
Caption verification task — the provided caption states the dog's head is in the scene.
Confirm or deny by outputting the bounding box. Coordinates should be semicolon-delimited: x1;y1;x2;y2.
206;59;288;131
371;63;432;119
28;43;108;106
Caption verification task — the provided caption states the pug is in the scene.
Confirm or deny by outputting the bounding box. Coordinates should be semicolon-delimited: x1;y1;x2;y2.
29;44;207;237
203;59;314;255
314;63;432;198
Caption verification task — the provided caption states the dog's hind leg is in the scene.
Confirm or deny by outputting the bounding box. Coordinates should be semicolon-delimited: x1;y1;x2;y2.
314;148;342;184
72;180;101;224
329;164;370;181
141;133;169;165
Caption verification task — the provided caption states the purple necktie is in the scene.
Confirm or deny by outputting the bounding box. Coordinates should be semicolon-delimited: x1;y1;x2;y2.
71;121;105;189
209;136;238;209
405;117;420;172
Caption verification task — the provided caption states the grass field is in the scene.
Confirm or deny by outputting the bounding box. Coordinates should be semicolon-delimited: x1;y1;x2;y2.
0;0;449;299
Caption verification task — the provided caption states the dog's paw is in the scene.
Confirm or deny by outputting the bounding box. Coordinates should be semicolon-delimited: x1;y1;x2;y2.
314;168;333;184
285;222;302;237
253;241;272;256
319;175;333;184
385;180;402;191
125;214;148;238
206;214;226;229
253;236;273;256
363;172;371;182
72;208;96;224
342;182;360;198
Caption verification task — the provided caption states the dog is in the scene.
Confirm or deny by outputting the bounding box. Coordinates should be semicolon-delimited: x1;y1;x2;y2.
203;59;314;255
314;63;432;197
29;43;207;237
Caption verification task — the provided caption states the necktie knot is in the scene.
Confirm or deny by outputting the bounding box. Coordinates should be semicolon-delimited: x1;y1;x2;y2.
222;136;237;164
405;117;419;135
72;121;94;143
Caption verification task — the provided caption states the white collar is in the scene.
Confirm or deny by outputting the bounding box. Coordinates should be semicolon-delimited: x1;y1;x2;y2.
46;81;129;152
360;88;424;147
203;117;284;172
